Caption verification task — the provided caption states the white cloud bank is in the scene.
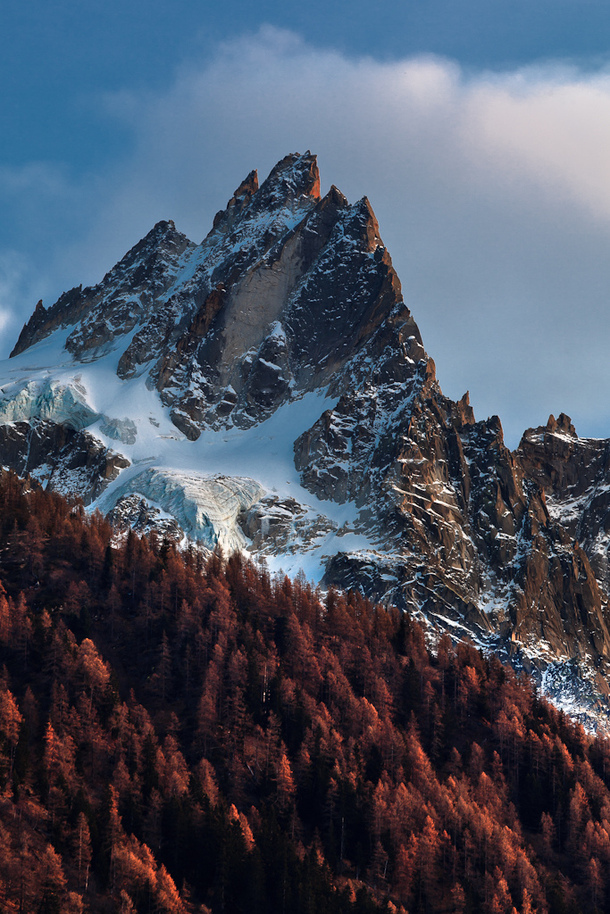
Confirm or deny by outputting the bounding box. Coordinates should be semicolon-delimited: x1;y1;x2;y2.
6;27;610;444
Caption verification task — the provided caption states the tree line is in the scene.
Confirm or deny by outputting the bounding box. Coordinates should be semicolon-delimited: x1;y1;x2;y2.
0;469;607;912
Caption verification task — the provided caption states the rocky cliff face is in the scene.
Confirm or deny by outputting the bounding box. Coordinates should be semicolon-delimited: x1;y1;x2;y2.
4;152;610;726
518;415;610;590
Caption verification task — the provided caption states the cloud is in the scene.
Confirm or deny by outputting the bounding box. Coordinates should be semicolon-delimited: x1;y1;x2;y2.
5;27;610;444
0;250;34;342
0;160;91;333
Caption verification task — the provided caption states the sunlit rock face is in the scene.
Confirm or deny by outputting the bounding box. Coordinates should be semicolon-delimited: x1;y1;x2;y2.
5;152;610;727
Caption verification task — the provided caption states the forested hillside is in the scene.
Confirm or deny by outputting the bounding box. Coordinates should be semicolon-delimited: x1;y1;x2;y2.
0;471;608;912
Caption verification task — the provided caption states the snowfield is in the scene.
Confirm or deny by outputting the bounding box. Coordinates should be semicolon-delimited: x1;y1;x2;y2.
0;327;378;581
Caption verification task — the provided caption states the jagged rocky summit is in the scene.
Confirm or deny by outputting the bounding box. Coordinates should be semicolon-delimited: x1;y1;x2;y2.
4;151;610;726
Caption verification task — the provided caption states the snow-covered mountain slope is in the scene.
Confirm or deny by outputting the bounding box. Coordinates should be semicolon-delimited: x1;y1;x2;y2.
4;151;610;728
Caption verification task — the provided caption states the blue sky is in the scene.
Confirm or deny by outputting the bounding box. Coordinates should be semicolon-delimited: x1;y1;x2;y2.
3;1;610;444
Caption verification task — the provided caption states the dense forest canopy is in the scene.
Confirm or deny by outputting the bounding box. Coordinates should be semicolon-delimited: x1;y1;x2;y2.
0;470;608;912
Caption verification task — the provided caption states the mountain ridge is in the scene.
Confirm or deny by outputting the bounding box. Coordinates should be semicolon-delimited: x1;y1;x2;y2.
3;151;610;726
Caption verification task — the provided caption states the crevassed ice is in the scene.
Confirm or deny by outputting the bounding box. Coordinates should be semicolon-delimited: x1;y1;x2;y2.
0;379;100;430
111;468;265;552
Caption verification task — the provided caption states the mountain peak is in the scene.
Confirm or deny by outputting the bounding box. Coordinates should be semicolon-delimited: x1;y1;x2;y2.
231;169;259;203
546;412;577;436
101;218;190;284
254;151;320;208
10;285;86;358
211;169;259;233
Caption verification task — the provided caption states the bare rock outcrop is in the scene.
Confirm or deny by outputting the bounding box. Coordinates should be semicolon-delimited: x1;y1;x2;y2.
0;420;129;505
